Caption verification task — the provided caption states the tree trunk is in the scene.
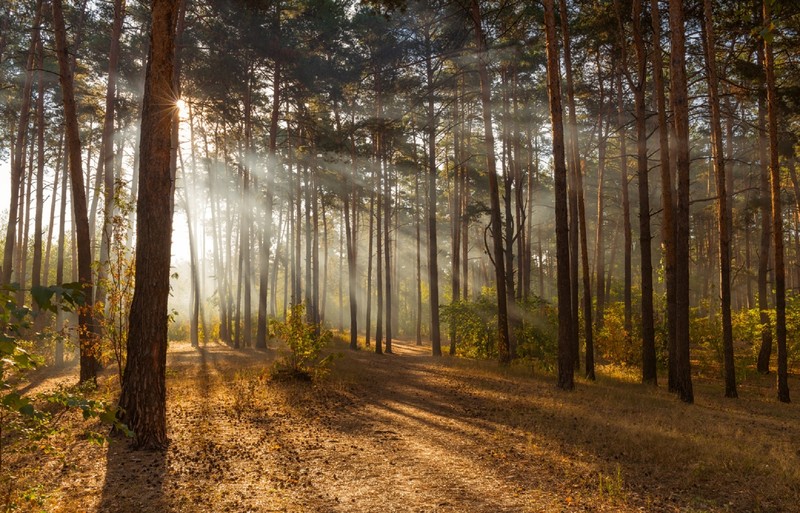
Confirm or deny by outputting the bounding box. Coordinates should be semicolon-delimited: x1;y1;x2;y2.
559;0;580;370
118;0;180;449
763;0;789;403
52;0;98;384
756;35;773;375
94;0;126;313
424;27;442;357
702;0;737;398
469;0;510;363
2;0;42;285
651;0;677;392
631;1;656;385
543;0;574;390
668;0;694;403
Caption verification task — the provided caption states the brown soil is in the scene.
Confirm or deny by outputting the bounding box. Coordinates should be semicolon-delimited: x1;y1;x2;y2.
10;339;800;512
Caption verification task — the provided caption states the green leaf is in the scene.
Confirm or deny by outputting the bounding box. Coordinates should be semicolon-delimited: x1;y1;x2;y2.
30;286;57;313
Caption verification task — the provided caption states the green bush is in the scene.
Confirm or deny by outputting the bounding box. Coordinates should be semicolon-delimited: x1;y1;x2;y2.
442;290;558;364
272;303;333;380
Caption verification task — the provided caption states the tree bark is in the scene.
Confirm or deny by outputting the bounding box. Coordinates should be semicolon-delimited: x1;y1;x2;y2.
470;0;510;363
668;0;694;403
2;0;43;285
763;0;789;403
118;0;180;449
52;0;98;384
543;0;574;390
651;0;677;392
702;0;737;398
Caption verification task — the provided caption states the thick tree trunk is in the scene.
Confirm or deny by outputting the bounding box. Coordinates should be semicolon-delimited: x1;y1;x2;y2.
118;0;179;449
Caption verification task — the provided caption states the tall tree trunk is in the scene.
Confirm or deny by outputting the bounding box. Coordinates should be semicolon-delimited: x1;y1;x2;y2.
424;27;442;357
94;0;126;312
668;0;694;403
756;34;773;375
616;70;632;339
543;0;574;389
651;0;677;391
55;148;69;366
559;0;580;370
702;0;737;398
52;0;98;384
2;0;42;285
383;137;393;354
594;67;607;331
31;40;46;327
118;0;180;449
631;1;656;384
470;0;510;363
763;0;789;403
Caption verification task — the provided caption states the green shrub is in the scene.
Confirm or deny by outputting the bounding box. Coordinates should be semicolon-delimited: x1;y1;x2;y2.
442;290;558;364
272;303;333;380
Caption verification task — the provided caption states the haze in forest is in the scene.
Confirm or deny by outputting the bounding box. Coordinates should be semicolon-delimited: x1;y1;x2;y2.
0;0;799;509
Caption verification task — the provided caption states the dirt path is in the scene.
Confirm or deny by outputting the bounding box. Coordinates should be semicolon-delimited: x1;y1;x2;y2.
35;339;799;512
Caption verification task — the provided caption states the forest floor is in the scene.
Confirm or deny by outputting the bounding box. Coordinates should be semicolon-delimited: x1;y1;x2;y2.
7;337;800;512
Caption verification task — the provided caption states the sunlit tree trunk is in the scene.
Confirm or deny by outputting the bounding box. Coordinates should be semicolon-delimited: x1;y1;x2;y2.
424;26;442;356
31;40;45;327
118;0;180;449
2;0;42;285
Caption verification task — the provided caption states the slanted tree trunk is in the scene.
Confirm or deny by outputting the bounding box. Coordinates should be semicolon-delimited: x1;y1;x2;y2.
52;0;98;384
543;0;574;390
118;0;180;449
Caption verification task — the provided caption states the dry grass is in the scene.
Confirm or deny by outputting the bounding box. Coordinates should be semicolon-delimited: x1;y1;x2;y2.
3;338;798;512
